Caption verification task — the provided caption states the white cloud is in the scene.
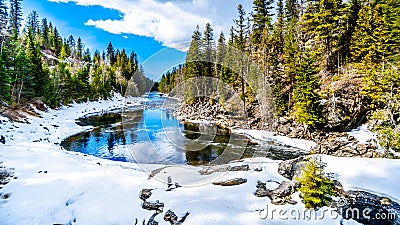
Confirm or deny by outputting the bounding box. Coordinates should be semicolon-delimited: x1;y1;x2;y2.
48;0;253;51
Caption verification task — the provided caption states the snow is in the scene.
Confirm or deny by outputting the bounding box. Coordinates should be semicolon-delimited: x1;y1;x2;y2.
347;124;378;145
322;155;400;202
234;129;317;152
1;96;398;225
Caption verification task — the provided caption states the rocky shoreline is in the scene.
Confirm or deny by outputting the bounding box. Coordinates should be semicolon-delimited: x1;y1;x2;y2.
173;99;382;158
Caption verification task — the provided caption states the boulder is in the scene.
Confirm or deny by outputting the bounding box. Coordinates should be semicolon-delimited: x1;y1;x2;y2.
140;189;153;201
255;180;299;205
339;191;400;225
142;201;164;213
212;178;247;186
278;157;305;180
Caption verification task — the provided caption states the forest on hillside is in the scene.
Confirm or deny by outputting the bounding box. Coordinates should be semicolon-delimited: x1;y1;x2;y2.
0;0;153;108
159;0;400;152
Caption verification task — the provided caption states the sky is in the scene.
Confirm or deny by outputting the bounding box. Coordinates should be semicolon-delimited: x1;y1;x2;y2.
23;0;253;81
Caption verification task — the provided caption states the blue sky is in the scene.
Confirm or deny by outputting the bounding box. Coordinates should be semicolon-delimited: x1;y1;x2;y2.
23;0;252;80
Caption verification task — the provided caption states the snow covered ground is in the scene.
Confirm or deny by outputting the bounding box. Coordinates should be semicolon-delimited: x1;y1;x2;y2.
234;129;317;152
0;95;398;225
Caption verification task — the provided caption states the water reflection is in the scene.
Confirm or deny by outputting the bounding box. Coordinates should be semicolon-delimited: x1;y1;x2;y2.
61;93;306;165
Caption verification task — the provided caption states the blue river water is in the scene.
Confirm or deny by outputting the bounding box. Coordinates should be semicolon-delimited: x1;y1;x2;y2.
61;93;305;165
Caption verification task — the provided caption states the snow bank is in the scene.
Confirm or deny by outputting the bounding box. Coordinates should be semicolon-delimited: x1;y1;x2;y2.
0;93;144;146
234;129;317;152
322;155;400;201
347;125;378;145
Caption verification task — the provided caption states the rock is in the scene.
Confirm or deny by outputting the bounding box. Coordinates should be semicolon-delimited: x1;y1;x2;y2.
255;180;299;205
254;167;262;172
212;178;247;186
167;176;173;188
142;201;164;213
140;189;153;201
333;180;346;195
164;210;178;224
278;157;305;180
0;135;5;144
199;165;231;175
32;99;48;111
164;210;190;225
147;212;159;225
340;190;400;225
229;165;250;172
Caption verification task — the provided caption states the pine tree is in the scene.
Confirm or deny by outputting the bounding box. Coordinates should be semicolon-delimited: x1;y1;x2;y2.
303;0;346;71
67;35;75;56
0;48;11;101
185;25;202;79
234;4;248;112
26;27;50;98
293;49;324;127
9;0;22;41
0;0;8;36
26;11;39;36
338;0;361;63
0;0;9;102
52;26;62;55
283;19;299;111
41;18;49;47
76;37;83;60
251;0;274;45
234;4;247;51
371;65;400;152
202;22;214;78
216;32;226;78
350;0;399;65
285;0;299;21
106;41;115;65
296;158;335;209
14;42;31;104
83;48;90;62
184;25;202;102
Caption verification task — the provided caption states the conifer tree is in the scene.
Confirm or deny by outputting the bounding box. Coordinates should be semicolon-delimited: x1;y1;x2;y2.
296;158;335;209
9;0;22;40
216;32;226;78
202;22;214;77
0;0;9;102
26;27;50;98
283;19;299;110
14;43;31;104
234;4;248;112
185;25;202;79
350;0;399;65
251;0;274;45
67;35;75;56
106;41;115;65
26;11;39;36
52;26;62;55
0;49;11;101
303;0;346;71
0;0;8;35
285;0;299;21
293;49;324;127
76;37;83;60
234;4;247;51
41;18;49;47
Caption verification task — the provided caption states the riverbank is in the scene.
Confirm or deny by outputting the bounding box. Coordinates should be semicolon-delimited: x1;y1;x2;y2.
173;98;387;158
0;96;399;224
